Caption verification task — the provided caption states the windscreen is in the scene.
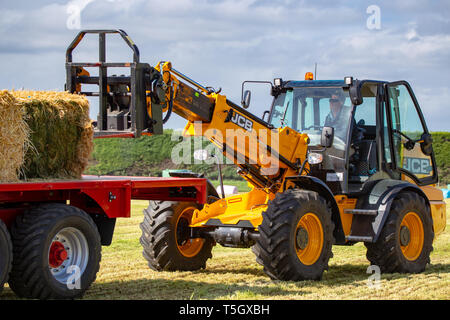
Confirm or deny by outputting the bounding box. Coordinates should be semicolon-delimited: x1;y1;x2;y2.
269;87;352;150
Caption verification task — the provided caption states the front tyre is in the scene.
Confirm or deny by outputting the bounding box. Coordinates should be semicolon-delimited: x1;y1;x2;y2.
140;201;214;271
9;203;101;299
252;189;334;281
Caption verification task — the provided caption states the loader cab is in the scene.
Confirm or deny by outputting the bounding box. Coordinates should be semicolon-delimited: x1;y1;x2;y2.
267;79;438;194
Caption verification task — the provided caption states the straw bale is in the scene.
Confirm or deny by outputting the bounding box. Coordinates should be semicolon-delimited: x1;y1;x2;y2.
0;90;30;182
0;90;93;181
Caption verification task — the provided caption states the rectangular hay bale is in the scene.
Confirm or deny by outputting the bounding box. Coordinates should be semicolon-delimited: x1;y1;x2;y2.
0;90;93;182
0;90;29;182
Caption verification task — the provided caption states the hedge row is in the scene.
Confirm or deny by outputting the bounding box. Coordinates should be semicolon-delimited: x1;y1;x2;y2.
85;130;450;185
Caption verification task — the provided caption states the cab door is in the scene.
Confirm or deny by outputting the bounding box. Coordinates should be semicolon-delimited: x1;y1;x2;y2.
384;81;437;185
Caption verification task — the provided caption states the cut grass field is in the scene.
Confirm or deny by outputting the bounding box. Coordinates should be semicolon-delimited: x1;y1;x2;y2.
1;200;449;300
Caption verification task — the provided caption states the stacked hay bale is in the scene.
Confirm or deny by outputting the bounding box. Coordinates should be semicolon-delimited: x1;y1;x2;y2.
0;90;30;182
0;90;93;182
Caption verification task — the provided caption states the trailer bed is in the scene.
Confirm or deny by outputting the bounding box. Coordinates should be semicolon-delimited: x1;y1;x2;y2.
0;175;207;226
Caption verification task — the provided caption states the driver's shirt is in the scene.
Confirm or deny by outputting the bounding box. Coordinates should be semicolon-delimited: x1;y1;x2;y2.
324;105;353;141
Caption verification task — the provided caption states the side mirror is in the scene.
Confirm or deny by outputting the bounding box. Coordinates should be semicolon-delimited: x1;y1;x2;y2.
262;110;270;122
241;90;251;109
193;149;209;161
420;133;433;156
321;126;334;148
349;80;363;106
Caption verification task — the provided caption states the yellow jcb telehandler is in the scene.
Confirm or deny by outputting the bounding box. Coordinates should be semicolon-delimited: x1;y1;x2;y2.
66;29;446;280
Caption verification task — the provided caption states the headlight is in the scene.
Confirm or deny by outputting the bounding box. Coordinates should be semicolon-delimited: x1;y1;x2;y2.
344;76;353;85
274;78;282;87
307;152;323;165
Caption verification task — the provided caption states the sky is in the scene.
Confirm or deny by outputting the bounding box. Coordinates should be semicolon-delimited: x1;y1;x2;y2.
1;0;449;131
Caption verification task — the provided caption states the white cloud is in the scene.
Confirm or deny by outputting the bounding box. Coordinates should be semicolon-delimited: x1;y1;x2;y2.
413;86;450;131
0;0;449;130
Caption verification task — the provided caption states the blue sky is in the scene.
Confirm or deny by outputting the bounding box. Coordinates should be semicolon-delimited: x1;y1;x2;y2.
1;0;449;131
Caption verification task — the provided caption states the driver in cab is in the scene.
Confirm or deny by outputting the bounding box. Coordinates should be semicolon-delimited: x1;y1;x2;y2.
324;91;350;139
324;90;359;143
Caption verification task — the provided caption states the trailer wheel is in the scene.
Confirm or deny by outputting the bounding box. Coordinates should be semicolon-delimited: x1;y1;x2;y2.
9;203;101;299
140;201;214;271
365;192;433;273
252;189;334;281
0;219;13;293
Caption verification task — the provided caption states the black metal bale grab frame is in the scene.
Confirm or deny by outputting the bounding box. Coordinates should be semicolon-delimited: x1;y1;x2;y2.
65;29;163;137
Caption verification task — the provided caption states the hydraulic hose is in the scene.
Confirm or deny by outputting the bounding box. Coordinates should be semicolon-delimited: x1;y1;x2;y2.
162;84;174;124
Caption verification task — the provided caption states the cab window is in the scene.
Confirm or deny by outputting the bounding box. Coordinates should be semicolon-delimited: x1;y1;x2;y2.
386;83;435;182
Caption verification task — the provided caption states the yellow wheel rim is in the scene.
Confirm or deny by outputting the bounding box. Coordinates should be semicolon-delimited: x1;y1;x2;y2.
399;212;424;261
175;207;204;258
295;213;324;265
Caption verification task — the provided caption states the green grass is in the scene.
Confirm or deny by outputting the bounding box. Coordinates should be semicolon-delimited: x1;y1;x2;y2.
3;199;448;300
91;199;450;300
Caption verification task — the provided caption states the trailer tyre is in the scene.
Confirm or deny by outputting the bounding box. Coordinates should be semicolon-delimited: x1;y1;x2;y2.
0;219;13;293
9;203;101;299
252;189;334;281
140;201;214;271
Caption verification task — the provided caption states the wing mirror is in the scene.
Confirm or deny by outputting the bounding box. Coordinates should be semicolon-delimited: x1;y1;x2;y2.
321;126;334;148
241;90;251;109
349;79;363;106
420;133;433;156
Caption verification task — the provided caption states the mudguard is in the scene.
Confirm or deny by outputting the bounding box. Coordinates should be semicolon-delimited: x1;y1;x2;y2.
353;179;429;242
286;175;345;244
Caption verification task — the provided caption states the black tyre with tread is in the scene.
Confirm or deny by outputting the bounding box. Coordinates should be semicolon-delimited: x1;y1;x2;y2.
252;189;334;281
0;219;13;293
140;201;214;271
9;203;102;299
365;191;433;273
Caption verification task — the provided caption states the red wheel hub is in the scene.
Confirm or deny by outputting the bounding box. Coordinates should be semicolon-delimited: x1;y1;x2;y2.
49;241;68;268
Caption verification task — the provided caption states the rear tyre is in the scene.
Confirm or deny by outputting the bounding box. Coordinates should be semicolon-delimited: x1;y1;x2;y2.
252;189;334;281
9;203;101;299
0;219;13;293
140;201;214;271
365;192;433;273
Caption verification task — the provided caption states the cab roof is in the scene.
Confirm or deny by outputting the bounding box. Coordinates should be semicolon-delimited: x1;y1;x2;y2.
285;80;346;87
284;79;387;88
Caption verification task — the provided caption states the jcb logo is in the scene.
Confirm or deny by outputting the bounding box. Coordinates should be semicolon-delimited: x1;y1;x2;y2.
225;109;253;132
403;157;432;175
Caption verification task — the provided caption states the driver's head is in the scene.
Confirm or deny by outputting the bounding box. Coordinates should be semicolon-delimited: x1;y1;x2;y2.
329;90;346;116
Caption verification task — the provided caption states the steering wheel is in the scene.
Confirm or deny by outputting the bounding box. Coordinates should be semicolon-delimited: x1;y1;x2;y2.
272;110;284;118
304;125;323;131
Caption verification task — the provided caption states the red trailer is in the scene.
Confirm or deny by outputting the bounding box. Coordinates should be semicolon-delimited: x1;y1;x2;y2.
0;175;207;299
